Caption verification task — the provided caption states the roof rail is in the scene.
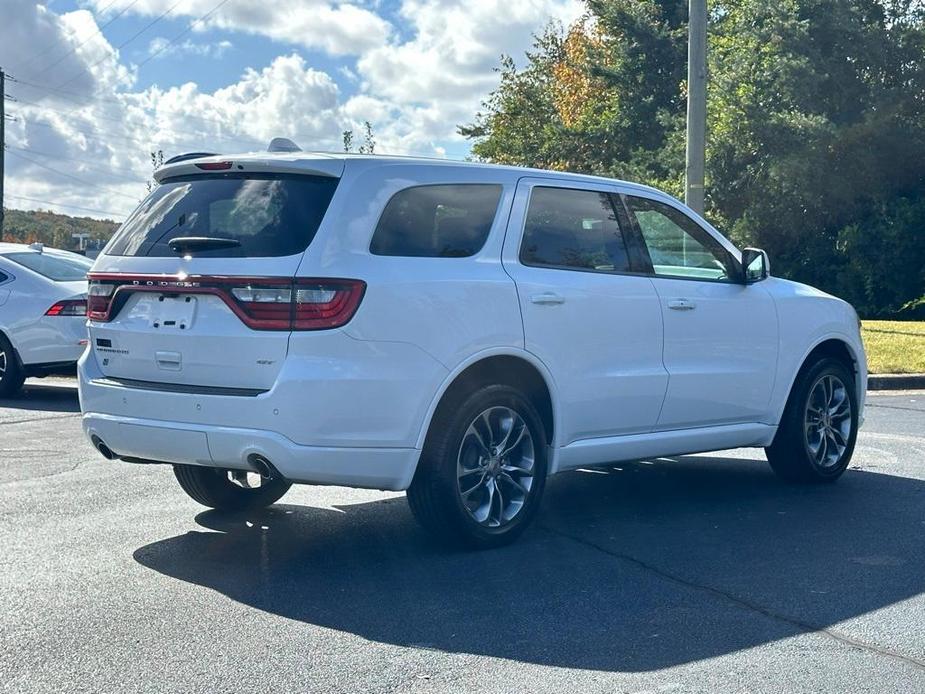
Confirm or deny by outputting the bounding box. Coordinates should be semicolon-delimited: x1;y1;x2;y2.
163;152;219;166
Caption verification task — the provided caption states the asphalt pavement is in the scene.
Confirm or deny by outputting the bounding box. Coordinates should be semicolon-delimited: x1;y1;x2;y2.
1;379;923;693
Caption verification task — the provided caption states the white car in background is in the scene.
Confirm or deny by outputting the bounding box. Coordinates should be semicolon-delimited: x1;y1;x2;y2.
0;243;92;396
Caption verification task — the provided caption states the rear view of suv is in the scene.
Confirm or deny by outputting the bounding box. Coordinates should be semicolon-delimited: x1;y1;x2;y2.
80;142;866;548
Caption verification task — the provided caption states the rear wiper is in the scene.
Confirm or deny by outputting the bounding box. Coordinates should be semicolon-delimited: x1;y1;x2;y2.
168;237;241;254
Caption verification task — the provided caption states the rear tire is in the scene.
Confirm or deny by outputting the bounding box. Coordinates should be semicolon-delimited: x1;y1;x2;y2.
766;357;858;483
0;334;25;398
173;464;291;511
407;384;548;549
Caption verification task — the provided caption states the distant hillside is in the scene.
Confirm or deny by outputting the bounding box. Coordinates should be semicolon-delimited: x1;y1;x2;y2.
1;208;120;252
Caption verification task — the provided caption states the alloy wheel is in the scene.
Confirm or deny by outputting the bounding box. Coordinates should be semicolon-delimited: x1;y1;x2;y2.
456;406;536;528
804;374;852;469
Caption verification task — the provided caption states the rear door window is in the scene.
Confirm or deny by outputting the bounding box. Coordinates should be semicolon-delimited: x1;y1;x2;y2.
4;252;91;281
370;184;502;257
105;173;339;258
520;187;632;273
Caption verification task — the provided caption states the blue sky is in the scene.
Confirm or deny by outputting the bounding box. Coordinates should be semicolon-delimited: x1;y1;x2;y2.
1;0;581;219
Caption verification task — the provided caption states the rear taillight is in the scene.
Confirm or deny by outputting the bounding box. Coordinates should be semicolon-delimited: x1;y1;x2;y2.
228;279;365;330
45;299;87;317
87;282;116;320
85;274;365;330
293;280;365;330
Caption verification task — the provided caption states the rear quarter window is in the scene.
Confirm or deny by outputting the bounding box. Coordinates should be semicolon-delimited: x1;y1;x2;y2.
4;252;91;281
370;184;502;257
105;173;339;258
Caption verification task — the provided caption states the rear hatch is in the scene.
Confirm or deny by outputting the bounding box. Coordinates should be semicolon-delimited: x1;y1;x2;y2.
87;166;359;392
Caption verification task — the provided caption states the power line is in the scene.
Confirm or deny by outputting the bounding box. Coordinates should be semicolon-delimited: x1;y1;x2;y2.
136;0;232;70
17;0;142;80
4;145;145;183
8;111;157;148
4;193;128;218
11;95;261;150
7;149;142;201
54;0;188;90
8;76;255;134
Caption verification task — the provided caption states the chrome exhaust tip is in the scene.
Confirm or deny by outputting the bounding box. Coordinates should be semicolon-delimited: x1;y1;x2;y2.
247;454;279;479
91;435;116;460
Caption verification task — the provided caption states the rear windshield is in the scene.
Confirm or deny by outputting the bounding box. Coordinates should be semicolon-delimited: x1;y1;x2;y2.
5;252;92;281
105;173;339;257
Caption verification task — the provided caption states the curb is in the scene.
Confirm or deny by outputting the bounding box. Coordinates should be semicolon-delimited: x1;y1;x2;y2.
868;373;925;390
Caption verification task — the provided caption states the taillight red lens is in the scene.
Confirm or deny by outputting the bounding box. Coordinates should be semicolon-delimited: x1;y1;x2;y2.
292;280;365;330
45;299;87;317
85;274;365;330
87;281;116;320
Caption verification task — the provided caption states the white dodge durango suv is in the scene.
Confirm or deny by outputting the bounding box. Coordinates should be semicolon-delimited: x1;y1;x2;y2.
79;143;867;547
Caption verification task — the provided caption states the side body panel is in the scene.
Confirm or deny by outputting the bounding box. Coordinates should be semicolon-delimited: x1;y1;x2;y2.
500;177;668;444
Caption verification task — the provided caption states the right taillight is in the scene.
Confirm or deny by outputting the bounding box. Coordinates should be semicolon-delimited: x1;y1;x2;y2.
292;279;365;330
227;279;365;330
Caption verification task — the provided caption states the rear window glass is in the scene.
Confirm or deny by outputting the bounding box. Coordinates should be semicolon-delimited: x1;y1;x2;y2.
105;173;339;257
5;252;91;281
370;184;502;257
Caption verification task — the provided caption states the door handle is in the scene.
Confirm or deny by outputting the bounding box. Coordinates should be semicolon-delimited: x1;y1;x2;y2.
667;298;696;311
530;292;565;305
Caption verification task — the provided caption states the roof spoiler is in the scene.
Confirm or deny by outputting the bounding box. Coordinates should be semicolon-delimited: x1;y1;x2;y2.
164;152;218;165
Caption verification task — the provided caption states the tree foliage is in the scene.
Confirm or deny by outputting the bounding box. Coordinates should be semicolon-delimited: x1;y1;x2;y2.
2;208;119;250
461;0;925;317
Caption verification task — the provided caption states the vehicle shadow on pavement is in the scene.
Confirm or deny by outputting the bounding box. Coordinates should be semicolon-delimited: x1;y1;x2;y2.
0;384;80;413
133;456;925;672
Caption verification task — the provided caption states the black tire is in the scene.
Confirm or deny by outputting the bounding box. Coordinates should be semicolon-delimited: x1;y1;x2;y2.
407;383;548;549
173;464;291;511
0;334;25;398
766;357;858;483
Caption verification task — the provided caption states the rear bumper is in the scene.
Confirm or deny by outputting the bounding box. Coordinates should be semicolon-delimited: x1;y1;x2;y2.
82;412;420;491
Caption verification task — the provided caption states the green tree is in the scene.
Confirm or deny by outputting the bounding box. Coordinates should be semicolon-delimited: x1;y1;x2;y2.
463;0;925;317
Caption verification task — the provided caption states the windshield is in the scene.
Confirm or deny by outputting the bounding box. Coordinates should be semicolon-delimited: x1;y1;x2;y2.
5;251;92;281
105;172;339;258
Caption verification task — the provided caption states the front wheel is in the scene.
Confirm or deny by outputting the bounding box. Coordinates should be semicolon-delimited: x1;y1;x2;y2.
407;384;548;549
766;358;858;483
173;464;291;511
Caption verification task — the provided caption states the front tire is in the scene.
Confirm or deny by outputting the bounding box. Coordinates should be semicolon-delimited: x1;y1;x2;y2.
0;334;25;398
766;357;858;483
173;464;291;511
407;384;548;549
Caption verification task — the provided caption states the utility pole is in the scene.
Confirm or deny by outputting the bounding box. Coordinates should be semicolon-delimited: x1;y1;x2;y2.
685;0;707;215
1;67;5;241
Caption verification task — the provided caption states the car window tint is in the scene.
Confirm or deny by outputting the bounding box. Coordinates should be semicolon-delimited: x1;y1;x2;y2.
4;252;91;281
0;269;7;283
625;196;735;281
370;184;502;257
520;187;631;273
105;173;339;258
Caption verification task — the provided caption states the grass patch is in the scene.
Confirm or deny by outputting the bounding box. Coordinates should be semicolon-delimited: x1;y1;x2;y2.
861;320;925;374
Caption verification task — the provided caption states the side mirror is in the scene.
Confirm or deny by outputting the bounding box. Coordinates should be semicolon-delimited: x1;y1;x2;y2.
741;247;770;284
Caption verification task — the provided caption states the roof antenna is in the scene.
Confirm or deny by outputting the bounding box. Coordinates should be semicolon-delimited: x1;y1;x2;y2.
267;137;302;153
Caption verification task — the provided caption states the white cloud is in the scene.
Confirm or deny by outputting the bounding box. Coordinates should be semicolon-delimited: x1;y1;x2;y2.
0;0;583;220
86;0;392;56
147;37;233;59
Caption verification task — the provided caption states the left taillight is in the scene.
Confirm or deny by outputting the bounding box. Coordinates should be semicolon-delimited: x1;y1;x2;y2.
45;299;87;317
87;281;116;321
